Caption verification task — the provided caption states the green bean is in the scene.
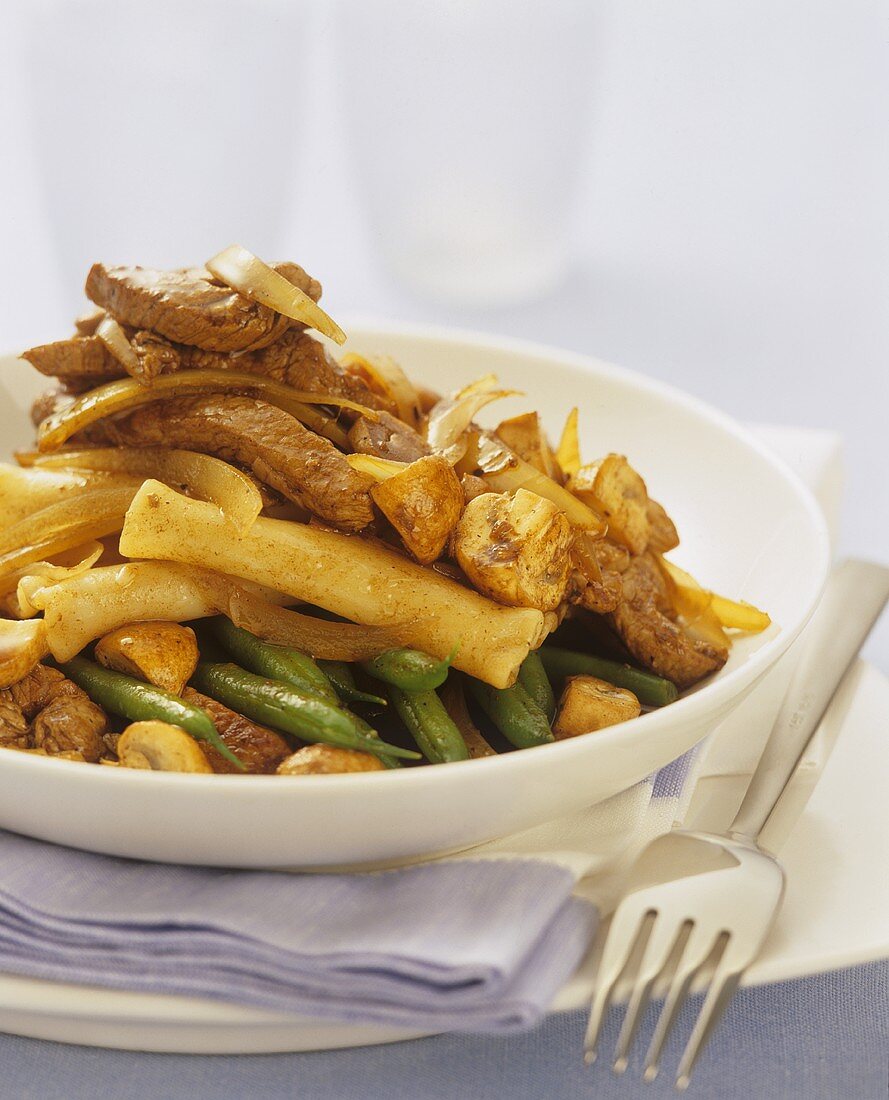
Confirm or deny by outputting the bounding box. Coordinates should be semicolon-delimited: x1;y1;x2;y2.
362;648;453;693
538;646;678;707
517;650;556;721
466;679;554;749
211;617;338;705
389;686;470;764
317;660;387;707
61;656;244;769
191;661;419;760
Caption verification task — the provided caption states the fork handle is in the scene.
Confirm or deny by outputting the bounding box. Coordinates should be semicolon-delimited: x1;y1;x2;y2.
729;559;889;843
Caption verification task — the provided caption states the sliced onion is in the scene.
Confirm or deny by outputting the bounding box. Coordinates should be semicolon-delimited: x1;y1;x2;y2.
477;435;606;533
345;453;408;482
21;447;263;535
206;244;346;345
341;353;421;427
556;406;581;477
1;462;137;525
0;519;128;583
426;375;522;457
36;369;375;452
0;618;48;689
0;487;140;557
95;315;141;378
659;557;771;633
227;586;412;660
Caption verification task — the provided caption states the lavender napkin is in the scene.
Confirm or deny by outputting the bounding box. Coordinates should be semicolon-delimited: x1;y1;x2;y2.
0;830;596;1032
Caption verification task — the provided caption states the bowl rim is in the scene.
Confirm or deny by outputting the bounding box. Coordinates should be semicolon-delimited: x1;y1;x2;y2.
0;322;831;792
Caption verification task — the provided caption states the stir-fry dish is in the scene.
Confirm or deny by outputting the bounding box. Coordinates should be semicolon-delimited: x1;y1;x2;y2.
0;247;770;775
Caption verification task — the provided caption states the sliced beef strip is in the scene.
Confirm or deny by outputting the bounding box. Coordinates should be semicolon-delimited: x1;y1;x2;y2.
74;307;106;336
183;330;388;411
0;664;107;761
608;552;727;689
0;699;29;749
348;410;432;463
93;393;376;530
20;328;386;413
22;335;121;382
85;263;320;353
31;387;74;428
182;688;291;774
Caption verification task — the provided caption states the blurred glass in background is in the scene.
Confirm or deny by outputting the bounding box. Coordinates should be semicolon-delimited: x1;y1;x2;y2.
24;0;304;310
334;0;595;307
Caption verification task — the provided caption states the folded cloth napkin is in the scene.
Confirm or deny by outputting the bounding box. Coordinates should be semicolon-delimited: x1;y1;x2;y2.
0;427;839;1034
0;831;595;1032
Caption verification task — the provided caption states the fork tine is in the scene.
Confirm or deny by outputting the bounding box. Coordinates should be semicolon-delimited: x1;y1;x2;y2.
612;974;656;1074
612;916;690;1074
641;922;704;1083
642;969;696;1084
583;909;653;1064
674;965;743;1091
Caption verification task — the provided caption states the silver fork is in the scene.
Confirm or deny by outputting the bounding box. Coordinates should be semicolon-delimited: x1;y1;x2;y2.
583;558;889;1090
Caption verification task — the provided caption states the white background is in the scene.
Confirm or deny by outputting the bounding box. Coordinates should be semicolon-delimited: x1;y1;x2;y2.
0;0;886;666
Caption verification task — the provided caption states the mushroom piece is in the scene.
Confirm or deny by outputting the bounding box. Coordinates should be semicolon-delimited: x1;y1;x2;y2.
495;412;562;481
117;720;213;773
452;489;574;612
95;621;199;695
277;744;385;775
371;455;465;564
0;619;49;689
553;675;641;739
568;454;650;555
646;499;680;553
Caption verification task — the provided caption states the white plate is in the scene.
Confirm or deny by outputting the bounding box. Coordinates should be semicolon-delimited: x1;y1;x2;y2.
0;325;829;869
0;660;883;1054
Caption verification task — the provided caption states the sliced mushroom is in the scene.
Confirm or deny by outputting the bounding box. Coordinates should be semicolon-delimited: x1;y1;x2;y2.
117;720;213;773
0;619;49;689
276;744;385;775
371;455;464;564
495;411;562;481
553;675;641;739
95;621;199;695
452;489;574;611
646;499;680;553
568;454;650;555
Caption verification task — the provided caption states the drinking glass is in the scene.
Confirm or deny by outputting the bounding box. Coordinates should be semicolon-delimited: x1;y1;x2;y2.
334;0;596;307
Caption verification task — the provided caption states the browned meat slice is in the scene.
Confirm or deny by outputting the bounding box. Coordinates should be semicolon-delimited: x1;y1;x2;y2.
273;262;323;304
22;336;121;382
85;263;320;353
74;307;106;336
23;326;385;411
348;410;432;463
31;387;74;427
0;664;107;761
0;699;29;749
129;329;182;381
184;330;386;410
608;553;727;689
182;688;290;774
94;394;375;530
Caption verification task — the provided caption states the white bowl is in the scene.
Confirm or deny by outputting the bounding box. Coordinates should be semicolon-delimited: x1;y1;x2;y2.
0;326;829;868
